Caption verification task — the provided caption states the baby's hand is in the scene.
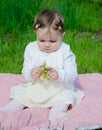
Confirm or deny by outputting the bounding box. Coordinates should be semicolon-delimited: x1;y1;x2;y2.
31;63;59;80
47;67;59;80
31;67;42;79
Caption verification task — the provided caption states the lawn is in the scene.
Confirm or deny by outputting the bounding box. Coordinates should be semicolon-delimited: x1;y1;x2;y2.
0;0;102;74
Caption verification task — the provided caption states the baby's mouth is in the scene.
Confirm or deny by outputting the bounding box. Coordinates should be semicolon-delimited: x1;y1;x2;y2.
44;48;50;51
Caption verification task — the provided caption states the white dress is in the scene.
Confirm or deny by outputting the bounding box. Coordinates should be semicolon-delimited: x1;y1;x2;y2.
10;41;84;108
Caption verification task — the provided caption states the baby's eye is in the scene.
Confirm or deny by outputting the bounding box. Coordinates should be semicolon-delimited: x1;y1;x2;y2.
40;40;45;42
50;40;56;43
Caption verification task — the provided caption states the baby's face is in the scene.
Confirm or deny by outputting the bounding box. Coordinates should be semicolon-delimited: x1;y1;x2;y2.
36;27;62;53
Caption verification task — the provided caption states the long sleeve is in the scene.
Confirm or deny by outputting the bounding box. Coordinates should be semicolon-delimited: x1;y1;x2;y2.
22;44;34;81
56;44;77;84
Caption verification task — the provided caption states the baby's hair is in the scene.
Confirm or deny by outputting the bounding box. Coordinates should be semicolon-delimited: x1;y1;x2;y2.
34;9;64;33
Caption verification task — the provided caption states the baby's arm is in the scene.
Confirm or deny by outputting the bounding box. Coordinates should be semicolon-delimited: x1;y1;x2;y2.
56;46;77;84
22;44;38;81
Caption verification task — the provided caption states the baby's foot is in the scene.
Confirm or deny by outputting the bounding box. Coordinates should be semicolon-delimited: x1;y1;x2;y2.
56;112;66;119
49;112;67;124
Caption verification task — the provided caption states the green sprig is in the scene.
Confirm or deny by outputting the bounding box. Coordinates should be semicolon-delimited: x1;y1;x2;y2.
40;62;49;79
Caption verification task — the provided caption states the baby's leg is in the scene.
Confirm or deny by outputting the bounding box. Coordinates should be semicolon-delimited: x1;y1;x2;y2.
48;102;68;122
0;99;24;112
35;102;68;130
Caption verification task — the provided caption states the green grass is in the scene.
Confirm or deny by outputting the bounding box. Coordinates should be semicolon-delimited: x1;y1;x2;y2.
0;30;101;74
64;31;102;73
0;0;102;74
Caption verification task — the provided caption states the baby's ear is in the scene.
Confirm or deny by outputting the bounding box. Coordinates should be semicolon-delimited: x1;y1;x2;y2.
61;32;66;38
33;29;38;34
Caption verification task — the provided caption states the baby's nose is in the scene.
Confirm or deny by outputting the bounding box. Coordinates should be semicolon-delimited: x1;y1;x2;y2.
45;42;50;47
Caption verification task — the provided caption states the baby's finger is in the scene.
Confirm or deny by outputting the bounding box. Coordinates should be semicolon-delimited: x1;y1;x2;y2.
46;67;52;71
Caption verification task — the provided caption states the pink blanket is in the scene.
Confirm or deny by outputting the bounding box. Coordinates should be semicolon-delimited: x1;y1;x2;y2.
0;73;102;130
